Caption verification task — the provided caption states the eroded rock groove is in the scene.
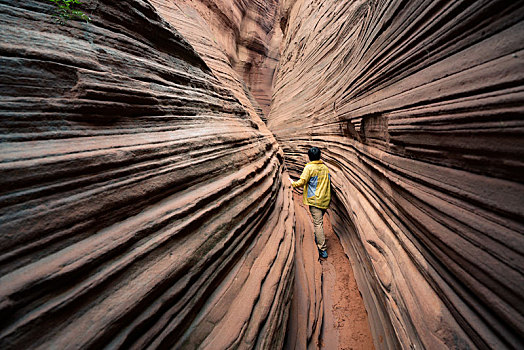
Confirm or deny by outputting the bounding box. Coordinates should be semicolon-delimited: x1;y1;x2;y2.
0;0;523;349
0;1;292;348
269;0;524;349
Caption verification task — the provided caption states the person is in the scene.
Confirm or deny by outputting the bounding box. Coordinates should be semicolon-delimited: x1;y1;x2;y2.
289;147;331;258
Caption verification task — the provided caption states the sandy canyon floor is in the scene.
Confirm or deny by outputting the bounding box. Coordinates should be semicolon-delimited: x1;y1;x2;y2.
293;192;374;350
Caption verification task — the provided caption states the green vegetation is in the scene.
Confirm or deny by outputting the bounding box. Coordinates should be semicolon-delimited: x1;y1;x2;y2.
47;0;90;23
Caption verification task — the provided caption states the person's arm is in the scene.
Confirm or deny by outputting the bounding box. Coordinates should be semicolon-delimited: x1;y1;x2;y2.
291;166;310;188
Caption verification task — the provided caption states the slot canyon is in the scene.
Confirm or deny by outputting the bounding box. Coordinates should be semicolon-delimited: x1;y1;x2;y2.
0;0;523;349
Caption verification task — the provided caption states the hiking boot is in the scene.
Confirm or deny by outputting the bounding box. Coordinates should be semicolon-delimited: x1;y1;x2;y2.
319;250;328;258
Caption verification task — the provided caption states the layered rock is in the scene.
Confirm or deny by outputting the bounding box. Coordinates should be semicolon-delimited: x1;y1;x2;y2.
148;0;264;122
269;0;524;349
0;1;294;348
285;195;323;349
159;0;282;118
284;192;375;350
2;0;524;348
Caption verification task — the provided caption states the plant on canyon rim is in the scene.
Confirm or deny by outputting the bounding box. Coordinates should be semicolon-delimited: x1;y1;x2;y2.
47;0;90;24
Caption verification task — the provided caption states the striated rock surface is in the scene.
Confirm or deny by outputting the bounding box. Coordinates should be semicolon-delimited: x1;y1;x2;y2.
0;0;294;348
2;0;524;348
269;0;524;349
285;194;323;349
285;192;374;350
159;0;282;118
148;0;264;123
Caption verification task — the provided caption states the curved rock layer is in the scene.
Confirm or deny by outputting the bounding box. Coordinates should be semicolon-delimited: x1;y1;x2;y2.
285;195;323;349
269;0;524;349
284;192;375;350
0;1;294;349
148;0;265;123
163;0;281;118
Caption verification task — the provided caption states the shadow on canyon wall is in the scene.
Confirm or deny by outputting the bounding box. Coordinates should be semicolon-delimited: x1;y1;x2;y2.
0;0;523;349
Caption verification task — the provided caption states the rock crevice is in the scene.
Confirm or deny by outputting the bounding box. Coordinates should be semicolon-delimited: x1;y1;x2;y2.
0;0;523;349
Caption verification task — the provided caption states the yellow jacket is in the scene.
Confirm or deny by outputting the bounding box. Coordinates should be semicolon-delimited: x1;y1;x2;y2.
292;160;331;209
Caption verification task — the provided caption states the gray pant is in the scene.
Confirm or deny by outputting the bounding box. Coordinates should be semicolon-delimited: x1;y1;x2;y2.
309;206;327;251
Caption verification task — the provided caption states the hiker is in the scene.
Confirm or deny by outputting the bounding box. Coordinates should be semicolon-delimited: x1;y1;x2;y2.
289;147;331;258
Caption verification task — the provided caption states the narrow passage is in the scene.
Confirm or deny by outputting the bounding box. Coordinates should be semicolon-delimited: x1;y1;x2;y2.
320;208;375;350
288;192;374;350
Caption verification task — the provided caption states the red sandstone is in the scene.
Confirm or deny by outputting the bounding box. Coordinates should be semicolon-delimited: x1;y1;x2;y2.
0;0;522;349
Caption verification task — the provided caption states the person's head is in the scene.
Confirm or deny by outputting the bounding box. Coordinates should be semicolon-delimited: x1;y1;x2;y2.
308;147;321;161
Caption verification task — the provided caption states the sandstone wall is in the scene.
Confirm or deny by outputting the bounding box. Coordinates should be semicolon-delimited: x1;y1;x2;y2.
285;197;324;349
165;0;281;118
0;1;294;348
269;0;524;349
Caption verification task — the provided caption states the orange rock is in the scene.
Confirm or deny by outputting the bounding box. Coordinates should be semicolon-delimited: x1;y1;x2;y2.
269;0;524;349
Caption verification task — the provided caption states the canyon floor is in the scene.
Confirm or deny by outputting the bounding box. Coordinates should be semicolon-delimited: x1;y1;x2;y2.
293;192;374;350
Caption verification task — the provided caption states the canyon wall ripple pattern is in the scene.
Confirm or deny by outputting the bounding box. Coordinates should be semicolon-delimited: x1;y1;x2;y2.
269;0;524;349
0;1;294;348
